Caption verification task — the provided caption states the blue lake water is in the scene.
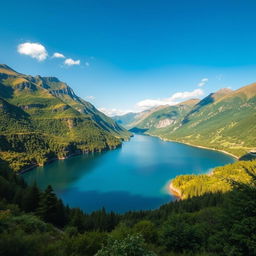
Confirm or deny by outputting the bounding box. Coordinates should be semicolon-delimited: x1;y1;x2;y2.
22;135;235;213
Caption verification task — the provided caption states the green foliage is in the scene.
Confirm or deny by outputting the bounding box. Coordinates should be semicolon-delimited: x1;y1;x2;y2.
95;234;156;256
36;185;67;227
172;160;256;199
160;214;203;253
128;85;256;158
0;65;255;255
0;64;131;172
0;160;256;255
133;220;158;243
64;231;107;256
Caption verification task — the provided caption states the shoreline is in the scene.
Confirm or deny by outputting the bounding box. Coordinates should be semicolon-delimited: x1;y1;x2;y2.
19;153;81;175
145;133;238;200
147;134;239;160
168;181;182;200
18;143;124;175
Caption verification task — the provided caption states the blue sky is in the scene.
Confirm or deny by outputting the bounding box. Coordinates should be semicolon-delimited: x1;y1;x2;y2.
1;0;256;115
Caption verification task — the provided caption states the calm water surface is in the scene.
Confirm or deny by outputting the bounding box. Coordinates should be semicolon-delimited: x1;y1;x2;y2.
23;135;235;213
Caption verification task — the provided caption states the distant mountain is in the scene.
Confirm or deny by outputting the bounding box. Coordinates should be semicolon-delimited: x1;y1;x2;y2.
113;99;199;131
0;64;131;171
112;112;138;128
125;85;256;158
112;104;186;130
129;99;200;131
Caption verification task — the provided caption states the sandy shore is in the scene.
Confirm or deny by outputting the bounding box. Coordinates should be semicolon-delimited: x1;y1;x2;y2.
154;134;238;201
168;181;182;200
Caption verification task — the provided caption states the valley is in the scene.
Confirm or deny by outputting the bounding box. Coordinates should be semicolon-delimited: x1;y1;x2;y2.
0;64;131;172
114;84;256;159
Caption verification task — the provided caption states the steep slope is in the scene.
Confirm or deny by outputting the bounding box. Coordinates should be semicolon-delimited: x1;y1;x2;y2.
146;85;256;157
28;76;130;139
0;64;131;171
112;103;191;130
131;99;200;132
112;112;138;128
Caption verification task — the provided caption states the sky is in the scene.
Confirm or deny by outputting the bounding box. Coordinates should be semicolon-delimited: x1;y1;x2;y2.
1;0;256;115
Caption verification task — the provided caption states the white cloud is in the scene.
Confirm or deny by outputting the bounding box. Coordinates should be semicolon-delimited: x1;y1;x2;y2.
17;42;48;61
100;88;204;116
99;108;133;117
64;58;80;66
52;52;65;58
197;78;209;87
85;95;95;100
136;89;204;111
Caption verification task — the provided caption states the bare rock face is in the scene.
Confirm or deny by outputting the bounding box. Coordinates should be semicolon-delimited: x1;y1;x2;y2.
155;119;175;128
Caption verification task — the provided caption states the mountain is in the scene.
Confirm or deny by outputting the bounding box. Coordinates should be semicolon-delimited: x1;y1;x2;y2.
111;102;197;130
126;84;256;158
112;112;138;127
129;99;200;131
0;64;131;171
113;99;199;131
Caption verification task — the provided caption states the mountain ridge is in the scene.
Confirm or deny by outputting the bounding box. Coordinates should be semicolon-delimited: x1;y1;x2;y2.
0;64;131;171
116;83;256;158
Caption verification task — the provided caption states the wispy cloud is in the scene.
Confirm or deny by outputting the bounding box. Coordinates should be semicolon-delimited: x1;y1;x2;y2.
99;108;133;117
136;89;204;111
64;58;80;66
52;52;65;58
17;42;48;61
197;78;208;87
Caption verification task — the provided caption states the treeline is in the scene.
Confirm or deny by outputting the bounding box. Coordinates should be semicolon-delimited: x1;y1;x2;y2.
0;96;122;172
172;160;256;199
0;158;256;255
0;127;120;172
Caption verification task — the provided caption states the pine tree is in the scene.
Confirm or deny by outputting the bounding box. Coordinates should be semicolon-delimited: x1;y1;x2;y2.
22;183;40;212
37;185;61;226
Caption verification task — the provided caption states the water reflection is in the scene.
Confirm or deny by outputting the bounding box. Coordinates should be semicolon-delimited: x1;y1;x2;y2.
23;135;235;213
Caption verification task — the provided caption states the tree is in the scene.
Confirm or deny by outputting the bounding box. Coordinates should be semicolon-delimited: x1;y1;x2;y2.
37;185;66;227
160;214;203;253
133;220;158;243
223;169;256;255
22;183;40;212
95;234;156;256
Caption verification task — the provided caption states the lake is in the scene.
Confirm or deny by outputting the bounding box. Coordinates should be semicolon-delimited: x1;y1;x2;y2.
22;134;235;213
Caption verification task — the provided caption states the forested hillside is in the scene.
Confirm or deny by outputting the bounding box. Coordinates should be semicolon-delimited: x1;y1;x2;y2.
0;157;255;255
171;160;256;199
128;99;199;131
125;84;256;158
0;64;131;171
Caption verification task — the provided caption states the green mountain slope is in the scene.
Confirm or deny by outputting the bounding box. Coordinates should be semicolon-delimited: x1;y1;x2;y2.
112;100;199;131
0;64;131;171
112;112;138;128
128;84;256;158
130;99;200;132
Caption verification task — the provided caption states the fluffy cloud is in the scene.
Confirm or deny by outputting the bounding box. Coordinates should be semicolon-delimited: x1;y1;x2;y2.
198;78;208;87
136;89;204;110
17;42;48;61
99;108;133;117
52;52;65;58
64;58;80;66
